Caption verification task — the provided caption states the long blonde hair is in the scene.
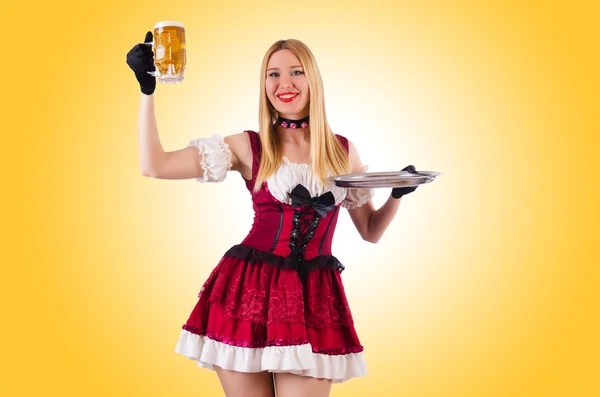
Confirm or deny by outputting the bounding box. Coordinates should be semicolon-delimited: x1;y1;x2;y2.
253;39;350;193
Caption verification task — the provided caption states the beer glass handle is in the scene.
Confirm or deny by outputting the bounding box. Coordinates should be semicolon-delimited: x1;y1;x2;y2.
144;42;161;77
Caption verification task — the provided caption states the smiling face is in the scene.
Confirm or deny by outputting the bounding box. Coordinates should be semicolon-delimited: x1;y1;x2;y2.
265;49;310;120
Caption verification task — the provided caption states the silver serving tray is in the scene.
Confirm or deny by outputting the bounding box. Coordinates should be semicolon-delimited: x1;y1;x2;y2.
329;170;441;188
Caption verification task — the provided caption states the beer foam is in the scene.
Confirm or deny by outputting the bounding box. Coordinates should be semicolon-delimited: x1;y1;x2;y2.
154;21;185;29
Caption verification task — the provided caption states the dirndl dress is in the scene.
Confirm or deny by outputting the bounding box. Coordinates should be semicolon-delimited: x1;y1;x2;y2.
175;130;374;383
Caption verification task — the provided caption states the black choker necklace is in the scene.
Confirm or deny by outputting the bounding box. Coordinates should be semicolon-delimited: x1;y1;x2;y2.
276;115;309;129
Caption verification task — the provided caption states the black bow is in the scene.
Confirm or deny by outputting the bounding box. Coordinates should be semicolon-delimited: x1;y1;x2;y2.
288;184;336;218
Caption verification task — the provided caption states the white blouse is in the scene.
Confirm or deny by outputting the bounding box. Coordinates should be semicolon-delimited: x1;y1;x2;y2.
267;158;374;209
187;134;374;209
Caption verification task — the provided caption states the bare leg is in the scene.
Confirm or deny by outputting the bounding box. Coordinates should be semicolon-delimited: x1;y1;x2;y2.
274;373;332;397
214;365;275;397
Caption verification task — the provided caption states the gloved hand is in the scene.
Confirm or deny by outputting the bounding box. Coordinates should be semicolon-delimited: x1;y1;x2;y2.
126;32;157;95
391;165;419;199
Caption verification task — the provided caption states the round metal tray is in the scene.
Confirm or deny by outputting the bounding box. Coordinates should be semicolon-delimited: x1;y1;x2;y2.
328;170;441;188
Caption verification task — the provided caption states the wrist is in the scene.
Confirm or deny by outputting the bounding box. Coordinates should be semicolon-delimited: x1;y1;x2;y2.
141;86;155;95
391;191;403;199
139;80;156;95
391;186;416;199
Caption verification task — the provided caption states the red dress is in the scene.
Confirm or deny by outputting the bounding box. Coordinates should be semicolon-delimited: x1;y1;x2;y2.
175;130;368;383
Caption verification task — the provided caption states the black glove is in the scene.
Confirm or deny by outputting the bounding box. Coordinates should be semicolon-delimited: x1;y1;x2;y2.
392;165;418;199
126;32;157;95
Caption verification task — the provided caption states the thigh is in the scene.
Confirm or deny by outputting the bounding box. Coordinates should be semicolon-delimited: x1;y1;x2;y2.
214;365;275;397
274;373;332;397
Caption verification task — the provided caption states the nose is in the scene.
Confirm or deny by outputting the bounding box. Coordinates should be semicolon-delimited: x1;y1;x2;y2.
279;73;294;88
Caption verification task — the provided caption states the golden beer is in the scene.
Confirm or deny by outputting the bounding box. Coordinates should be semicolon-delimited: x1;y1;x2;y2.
153;21;186;83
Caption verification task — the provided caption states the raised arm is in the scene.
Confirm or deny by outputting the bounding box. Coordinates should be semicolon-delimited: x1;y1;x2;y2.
137;93;250;181
137;93;203;179
127;32;248;182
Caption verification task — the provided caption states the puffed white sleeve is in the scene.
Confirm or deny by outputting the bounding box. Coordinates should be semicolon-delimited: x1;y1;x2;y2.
341;164;375;209
186;133;233;183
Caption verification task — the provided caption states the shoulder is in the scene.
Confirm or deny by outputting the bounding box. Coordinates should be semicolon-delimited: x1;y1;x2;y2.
345;138;366;174
332;134;363;174
228;130;261;151
223;131;252;154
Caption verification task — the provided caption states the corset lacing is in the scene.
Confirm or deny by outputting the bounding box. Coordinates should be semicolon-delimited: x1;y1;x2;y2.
285;208;321;282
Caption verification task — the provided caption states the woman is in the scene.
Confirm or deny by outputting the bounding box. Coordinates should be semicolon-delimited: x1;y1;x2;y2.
127;35;418;397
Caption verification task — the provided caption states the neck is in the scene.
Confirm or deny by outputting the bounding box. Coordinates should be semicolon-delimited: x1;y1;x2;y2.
276;125;310;144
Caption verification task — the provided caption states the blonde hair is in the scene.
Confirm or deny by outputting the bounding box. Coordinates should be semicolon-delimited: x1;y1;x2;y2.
253;39;351;193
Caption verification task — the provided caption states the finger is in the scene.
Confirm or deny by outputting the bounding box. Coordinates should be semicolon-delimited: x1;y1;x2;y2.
139;43;154;57
144;31;153;44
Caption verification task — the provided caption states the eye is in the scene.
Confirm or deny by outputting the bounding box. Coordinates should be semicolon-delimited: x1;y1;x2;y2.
292;70;304;76
268;72;280;78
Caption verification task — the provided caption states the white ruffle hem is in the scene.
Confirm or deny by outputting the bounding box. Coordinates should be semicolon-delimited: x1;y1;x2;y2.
175;329;368;383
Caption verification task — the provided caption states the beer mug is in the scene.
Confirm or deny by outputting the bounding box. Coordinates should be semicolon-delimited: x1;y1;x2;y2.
146;21;186;84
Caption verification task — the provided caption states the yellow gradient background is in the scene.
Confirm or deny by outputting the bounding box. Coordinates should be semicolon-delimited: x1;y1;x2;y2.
3;1;598;396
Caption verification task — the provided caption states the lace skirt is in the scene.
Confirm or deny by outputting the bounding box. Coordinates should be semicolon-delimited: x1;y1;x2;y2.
174;244;368;383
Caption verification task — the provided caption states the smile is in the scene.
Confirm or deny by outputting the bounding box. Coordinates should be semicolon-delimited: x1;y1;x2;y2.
277;93;299;103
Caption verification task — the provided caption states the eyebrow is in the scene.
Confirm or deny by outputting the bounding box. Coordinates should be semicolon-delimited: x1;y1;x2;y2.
267;65;303;72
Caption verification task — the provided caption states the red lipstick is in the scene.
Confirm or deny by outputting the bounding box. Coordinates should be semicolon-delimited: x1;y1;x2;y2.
276;92;299;103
